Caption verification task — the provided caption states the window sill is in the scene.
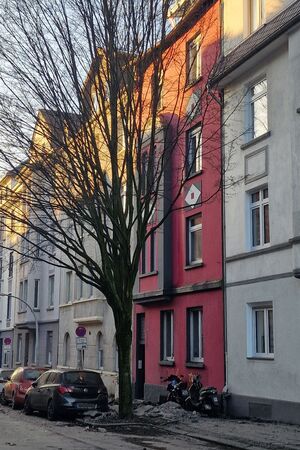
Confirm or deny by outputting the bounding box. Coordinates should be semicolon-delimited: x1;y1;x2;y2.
186;361;204;368
17;310;27;314
159;360;175;367
247;356;274;361
46;306;54;311
139;271;158;279
185;262;203;270
185;170;203;181
33;308;40;312
241;131;271;150
185;76;203;91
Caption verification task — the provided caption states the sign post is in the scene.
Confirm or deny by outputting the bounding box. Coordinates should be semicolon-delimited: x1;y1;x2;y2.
75;326;87;369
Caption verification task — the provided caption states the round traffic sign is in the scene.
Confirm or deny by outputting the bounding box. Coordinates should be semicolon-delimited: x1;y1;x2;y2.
75;326;86;337
4;337;12;345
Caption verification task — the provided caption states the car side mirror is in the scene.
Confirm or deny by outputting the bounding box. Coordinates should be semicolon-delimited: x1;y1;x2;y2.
31;381;38;388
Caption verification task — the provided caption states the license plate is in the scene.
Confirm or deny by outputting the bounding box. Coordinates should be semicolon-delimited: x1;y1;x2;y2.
76;403;96;409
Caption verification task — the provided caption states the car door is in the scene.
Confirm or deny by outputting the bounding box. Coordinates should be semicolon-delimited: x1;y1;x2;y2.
39;372;57;411
29;372;50;410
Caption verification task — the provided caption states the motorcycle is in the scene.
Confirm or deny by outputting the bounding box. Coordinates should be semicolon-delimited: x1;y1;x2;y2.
163;374;189;407
185;374;220;416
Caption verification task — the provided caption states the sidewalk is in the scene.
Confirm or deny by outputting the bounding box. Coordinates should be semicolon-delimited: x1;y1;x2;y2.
162;415;300;450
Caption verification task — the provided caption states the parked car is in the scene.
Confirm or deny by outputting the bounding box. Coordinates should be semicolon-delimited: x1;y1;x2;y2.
0;369;14;393
0;367;47;409
24;369;109;420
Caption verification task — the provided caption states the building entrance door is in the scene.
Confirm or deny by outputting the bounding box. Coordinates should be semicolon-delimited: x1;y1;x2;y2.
135;313;145;399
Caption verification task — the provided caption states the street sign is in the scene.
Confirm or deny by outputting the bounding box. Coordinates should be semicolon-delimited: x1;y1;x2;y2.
75;326;86;337
76;336;87;350
4;337;12;346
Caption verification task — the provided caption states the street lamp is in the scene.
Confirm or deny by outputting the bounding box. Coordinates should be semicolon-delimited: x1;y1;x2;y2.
0;293;39;365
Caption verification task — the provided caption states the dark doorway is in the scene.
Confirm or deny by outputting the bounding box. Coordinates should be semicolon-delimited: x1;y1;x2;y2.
24;333;29;366
135;313;145;399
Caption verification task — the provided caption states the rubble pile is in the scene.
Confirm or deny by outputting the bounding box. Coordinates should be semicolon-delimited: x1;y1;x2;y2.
133;400;200;423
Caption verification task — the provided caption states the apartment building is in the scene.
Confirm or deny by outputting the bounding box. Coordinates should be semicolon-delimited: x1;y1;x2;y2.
217;0;300;423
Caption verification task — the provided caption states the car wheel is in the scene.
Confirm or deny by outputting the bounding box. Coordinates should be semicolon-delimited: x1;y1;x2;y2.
0;390;8;406
11;392;18;410
23;396;33;415
47;399;57;421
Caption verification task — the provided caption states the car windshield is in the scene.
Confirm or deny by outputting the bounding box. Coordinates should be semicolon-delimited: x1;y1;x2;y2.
0;370;12;380
63;371;100;386
24;369;45;381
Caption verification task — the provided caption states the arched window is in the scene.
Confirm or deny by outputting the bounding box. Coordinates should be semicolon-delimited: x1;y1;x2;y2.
97;332;104;370
64;332;70;366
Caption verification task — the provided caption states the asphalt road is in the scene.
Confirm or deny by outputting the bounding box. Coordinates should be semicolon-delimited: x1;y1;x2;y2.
0;404;233;450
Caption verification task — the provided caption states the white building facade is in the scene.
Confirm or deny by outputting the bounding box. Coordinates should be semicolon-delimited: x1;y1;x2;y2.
219;0;300;423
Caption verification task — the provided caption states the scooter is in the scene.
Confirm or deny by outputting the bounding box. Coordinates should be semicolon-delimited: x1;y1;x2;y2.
185;374;220;416
163;374;189;407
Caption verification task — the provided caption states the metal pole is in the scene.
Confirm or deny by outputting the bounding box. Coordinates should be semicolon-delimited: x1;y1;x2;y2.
0;293;39;365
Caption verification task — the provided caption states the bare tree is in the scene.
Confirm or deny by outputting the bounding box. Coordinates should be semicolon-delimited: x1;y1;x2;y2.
0;0;222;417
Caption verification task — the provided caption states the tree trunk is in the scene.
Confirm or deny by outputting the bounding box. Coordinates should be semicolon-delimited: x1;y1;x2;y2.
116;321;133;418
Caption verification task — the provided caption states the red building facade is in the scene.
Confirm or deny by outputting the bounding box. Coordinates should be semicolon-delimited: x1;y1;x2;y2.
133;0;224;401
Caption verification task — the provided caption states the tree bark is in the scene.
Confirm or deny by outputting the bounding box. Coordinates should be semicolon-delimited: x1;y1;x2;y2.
116;318;133;418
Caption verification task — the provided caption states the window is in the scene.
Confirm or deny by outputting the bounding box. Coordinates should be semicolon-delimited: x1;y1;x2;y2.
48;275;55;307
17;334;22;363
76;266;83;299
152;70;163;111
186;125;202;176
250;187;269;248
248;304;274;358
249;0;265;33
46;331;53;365
186;214;202;265
141;152;154;196
187;308;203;363
8;252;13;278
34;279;39;309
6;294;11;320
63;333;70;366
161;310;174;361
249;79;268;139
65;271;72;303
18;280;27;312
20;231;30;259
187;34;201;85
0;258;3;279
97;332;104;370
140;230;156;275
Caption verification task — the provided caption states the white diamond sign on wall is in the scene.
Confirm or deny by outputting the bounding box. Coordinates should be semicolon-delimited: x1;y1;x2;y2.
185;183;201;208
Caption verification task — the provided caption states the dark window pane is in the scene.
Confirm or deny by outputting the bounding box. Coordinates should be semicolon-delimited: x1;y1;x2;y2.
255;310;265;353
268;309;274;353
252;207;260;246
263;204;270;244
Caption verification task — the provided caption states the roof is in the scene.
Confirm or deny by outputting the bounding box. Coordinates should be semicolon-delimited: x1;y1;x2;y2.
213;0;300;83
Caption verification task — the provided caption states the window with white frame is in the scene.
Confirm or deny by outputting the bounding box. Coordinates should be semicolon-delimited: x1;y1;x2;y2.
249;79;268;140
46;330;53;365
248;304;274;357
187;34;201;85
65;271;72;303
18;279;28;312
48;275;55;307
17;334;22;363
6;293;11;320
187;308;203;363
161;310;174;361
140;230;156;275
249;0;266;33
250;187;269;248
186;214;202;265
76;266;83;299
186;125;202;176
34;279;39;309
8;251;13;278
97;332;104;370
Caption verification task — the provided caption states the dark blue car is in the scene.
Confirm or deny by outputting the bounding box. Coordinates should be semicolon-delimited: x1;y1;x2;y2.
24;369;108;420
